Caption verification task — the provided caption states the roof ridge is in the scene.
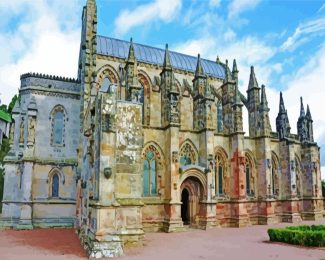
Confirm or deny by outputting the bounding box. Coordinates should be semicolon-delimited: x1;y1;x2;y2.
97;35;224;66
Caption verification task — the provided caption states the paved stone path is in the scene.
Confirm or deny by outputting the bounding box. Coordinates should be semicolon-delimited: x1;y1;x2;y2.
0;221;324;259
123;221;325;260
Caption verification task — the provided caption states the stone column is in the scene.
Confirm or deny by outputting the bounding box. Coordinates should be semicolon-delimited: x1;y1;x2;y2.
163;126;184;232
16;161;33;229
228;133;250;227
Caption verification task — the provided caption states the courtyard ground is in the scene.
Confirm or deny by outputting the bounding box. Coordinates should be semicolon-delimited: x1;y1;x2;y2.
0;221;324;259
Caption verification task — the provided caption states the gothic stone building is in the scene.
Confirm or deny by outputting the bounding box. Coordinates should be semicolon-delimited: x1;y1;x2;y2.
1;0;324;258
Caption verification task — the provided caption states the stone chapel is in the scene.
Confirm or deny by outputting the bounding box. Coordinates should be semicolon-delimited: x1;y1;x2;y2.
1;0;324;258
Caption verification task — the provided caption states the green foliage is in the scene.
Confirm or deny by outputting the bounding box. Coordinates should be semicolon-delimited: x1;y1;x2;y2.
0;138;10;213
0;104;7;112
0;94;19;114
0;93;16;212
268;225;325;247
322;180;325;197
8;95;19;114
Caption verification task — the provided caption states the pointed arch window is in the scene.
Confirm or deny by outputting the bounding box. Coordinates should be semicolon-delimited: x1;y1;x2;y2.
143;150;157;196
52;174;59;198
100;77;111;93
215;154;224;196
139;83;145;124
246;161;251;195
51;106;66;146
245;155;255;196
295;158;302;197
270;155;280;197
180;142;197;166
271;163;276;195
217;101;223;132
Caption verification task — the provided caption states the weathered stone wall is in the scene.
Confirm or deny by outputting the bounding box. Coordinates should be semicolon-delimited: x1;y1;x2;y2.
1;74;80;229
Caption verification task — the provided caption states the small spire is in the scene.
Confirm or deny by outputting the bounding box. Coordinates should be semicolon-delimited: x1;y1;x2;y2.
299;97;305;118
233;82;242;106
232;59;238;73
248;66;259;89
163;43;172;69
279;92;285;113
127;37;136;62
232;59;238;83
306;104;312;120
260;84;268;109
216;56;220;64
224;59;232;82
195;54;204;77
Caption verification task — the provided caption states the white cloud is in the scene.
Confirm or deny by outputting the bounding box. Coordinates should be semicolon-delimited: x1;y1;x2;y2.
281;18;325;52
0;0;82;106
228;0;261;18
113;0;182;36
255;44;325;179
173;30;325;177
209;0;221;8
174;37;216;59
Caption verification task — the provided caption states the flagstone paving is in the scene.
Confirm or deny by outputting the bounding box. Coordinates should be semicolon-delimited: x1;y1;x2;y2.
0;220;324;259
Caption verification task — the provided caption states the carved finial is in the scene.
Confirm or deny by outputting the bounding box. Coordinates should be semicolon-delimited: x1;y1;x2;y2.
127;37;136;62
306;104;312;120
279;91;285;113
232;59;238;73
248;66;259;89
299;97;305;118
260;84;269;109
195;53;204;77
224;59;232;83
163;43;172;69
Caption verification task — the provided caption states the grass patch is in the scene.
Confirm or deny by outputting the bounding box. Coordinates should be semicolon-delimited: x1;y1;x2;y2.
268;225;325;247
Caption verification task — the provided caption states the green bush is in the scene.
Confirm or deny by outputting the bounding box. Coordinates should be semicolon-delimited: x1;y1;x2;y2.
267;225;325;247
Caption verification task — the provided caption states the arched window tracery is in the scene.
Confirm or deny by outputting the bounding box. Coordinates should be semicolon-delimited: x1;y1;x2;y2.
270;153;280;198
216;100;223;132
50;106;66;146
295;157;302;198
100;77;111;93
245;153;255;196
179;141;197;166
142;144;163;196
215;154;224;196
51;174;59;198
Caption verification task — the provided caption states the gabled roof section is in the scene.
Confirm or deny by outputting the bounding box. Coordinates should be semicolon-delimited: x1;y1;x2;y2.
97;35;225;79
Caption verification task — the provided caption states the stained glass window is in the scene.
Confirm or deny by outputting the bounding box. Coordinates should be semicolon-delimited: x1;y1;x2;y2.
246;162;250;195
53;111;64;145
52;174;59;197
217;101;223;132
143;150;157;196
215;154;224;195
101;77;111;93
179;142;196;167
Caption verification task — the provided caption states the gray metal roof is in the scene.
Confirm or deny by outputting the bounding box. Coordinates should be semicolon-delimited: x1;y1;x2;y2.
97;35;225;79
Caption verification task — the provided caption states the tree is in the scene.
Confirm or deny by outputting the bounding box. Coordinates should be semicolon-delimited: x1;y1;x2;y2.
322;180;325;198
8;95;19;114
0;94;18;212
0;138;10;213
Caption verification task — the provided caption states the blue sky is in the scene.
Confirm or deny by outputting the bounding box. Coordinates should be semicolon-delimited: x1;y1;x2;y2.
0;0;325;177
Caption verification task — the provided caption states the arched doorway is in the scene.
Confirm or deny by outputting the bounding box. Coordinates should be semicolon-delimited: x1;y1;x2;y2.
181;188;189;224
180;176;204;227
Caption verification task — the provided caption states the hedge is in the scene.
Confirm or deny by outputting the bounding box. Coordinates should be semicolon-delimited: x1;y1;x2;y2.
268;225;325;247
